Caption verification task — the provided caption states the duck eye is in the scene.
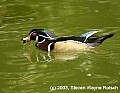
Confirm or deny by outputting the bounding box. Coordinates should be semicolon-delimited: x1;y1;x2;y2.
31;33;37;36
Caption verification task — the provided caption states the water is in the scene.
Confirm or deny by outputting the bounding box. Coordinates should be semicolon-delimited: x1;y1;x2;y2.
0;0;120;93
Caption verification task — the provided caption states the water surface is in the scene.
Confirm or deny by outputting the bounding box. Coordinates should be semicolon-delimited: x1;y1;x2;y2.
0;0;120;93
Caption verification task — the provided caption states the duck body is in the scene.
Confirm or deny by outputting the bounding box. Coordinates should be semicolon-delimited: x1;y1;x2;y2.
53;41;89;52
22;29;114;52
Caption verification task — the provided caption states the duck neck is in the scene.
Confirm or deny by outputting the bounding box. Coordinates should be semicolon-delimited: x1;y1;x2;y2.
36;41;54;51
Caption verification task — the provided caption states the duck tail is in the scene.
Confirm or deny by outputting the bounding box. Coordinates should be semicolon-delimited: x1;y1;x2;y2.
88;33;114;47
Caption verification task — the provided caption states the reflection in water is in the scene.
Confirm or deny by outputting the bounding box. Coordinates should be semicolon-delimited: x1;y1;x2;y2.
24;50;80;62
23;47;96;62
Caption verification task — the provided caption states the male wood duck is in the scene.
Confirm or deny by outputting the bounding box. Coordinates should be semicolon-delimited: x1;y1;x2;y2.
21;29;114;52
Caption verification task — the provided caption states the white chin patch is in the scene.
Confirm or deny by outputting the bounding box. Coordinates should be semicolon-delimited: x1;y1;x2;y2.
23;38;27;41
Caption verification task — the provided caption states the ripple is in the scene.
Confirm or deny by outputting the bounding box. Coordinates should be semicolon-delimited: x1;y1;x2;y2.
92;75;110;79
91;74;119;85
0;4;37;28
107;79;119;84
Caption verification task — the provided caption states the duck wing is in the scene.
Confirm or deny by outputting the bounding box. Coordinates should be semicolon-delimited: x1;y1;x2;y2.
80;30;98;42
55;30;98;43
87;33;114;47
49;30;114;48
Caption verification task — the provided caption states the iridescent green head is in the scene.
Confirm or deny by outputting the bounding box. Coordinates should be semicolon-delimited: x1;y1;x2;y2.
22;29;57;43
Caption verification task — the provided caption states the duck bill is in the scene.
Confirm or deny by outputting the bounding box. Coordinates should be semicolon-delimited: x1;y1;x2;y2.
22;35;30;43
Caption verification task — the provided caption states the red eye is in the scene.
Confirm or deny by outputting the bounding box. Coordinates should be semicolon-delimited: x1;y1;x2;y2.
32;33;37;36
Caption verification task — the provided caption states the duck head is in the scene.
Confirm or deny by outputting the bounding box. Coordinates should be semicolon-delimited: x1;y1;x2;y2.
22;29;57;43
22;29;57;51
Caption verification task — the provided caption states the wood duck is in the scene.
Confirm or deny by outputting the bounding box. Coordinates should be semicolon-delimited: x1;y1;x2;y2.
21;29;114;52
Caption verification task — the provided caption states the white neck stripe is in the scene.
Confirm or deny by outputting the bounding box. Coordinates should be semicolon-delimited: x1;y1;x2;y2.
38;39;46;44
48;42;53;52
36;36;38;41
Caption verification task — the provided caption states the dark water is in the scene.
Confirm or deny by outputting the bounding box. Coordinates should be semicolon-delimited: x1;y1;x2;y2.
0;0;120;93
